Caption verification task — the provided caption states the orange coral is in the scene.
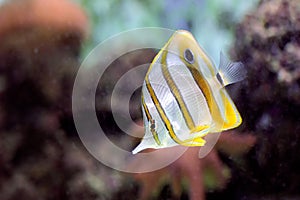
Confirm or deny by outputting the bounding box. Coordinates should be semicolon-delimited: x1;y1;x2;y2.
0;0;89;39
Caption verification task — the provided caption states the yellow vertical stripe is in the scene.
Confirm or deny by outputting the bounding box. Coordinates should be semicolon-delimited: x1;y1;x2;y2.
141;93;151;121
197;48;215;75
187;66;225;131
160;50;196;130
145;76;184;144
145;74;207;146
141;93;161;145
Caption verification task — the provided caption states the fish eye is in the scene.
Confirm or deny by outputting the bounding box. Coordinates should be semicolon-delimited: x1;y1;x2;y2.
184;49;194;64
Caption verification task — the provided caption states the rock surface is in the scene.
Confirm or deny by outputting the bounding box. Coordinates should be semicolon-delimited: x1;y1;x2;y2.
231;0;300;196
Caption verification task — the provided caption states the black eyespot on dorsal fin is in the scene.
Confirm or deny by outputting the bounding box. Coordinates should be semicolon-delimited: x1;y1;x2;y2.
216;72;224;86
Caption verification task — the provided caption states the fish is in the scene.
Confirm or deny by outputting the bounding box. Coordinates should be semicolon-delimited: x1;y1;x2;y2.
132;30;246;154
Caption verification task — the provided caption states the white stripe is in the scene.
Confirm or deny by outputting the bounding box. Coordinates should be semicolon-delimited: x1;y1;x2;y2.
147;62;192;142
142;82;176;147
166;53;212;130
196;54;227;122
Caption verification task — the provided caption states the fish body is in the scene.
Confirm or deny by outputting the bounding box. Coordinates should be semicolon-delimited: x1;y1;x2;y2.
132;30;246;154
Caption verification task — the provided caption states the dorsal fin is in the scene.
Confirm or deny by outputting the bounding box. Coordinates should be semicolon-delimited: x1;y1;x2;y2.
217;52;246;86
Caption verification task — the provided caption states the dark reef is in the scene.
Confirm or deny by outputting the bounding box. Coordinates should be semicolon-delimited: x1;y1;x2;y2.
230;0;300;197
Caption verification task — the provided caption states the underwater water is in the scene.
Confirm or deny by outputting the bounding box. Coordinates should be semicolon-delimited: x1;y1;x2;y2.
1;0;300;200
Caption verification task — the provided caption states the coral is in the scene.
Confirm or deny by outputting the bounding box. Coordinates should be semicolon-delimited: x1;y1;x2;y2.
0;1;114;199
231;0;300;196
0;2;156;199
127;122;256;200
0;0;89;39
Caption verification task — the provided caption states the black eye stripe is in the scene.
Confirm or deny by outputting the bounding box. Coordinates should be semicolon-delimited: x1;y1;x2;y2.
184;49;194;64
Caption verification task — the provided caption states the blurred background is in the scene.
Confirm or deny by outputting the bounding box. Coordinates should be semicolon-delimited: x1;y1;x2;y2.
1;0;300;199
75;0;257;62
